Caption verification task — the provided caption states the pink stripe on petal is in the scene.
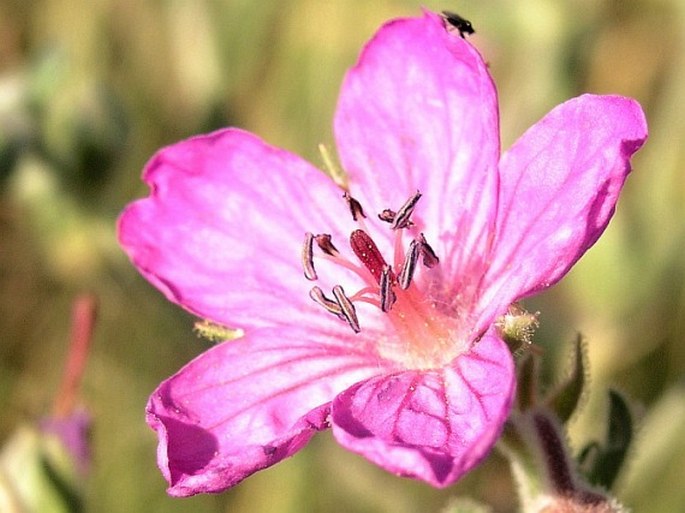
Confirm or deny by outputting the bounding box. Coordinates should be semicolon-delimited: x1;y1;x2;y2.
148;326;392;496
330;330;514;487
334;11;500;297
118;128;355;331
478;95;648;324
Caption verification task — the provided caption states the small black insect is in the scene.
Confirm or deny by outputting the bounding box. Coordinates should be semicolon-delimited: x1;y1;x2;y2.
441;11;475;38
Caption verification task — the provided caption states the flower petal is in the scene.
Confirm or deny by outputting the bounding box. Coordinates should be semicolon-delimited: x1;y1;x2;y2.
478;95;648;321
147;326;391;496
330;330;515;487
334;11;500;294
118;128;356;330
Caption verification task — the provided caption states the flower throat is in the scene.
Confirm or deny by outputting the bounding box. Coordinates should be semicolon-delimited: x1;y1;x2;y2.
302;190;445;341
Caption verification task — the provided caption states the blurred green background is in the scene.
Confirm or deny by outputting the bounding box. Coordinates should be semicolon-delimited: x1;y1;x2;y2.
1;0;683;512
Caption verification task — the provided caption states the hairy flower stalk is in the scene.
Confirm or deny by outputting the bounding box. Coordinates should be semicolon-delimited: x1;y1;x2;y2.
504;409;628;513
118;10;647;497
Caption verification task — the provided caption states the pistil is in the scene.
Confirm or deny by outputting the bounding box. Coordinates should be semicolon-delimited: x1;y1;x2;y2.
349;229;390;284
303;190;456;364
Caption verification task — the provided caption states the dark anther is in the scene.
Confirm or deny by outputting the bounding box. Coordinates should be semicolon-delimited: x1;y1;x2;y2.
399;240;421;290
343;192;366;221
379;265;396;312
391;191;422;230
302;232;317;281
314;233;339;256
309;286;343;317
441;11;475;38
378;209;396;224
332;285;361;333
349;229;389;284
418;233;440;268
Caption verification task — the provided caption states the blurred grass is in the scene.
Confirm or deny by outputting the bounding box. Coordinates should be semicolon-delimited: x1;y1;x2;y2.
1;0;683;512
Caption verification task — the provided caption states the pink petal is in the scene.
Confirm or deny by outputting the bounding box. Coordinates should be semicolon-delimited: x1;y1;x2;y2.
478;95;647;322
148;325;392;496
118;128;356;331
334;11;500;297
330;330;515;487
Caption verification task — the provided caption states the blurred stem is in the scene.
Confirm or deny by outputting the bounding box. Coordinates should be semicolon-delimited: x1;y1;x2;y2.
52;294;97;418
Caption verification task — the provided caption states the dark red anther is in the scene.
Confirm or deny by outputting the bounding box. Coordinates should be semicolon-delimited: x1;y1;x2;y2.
343;192;366;221
378;209;396;224
314;233;339;256
349;229;388;284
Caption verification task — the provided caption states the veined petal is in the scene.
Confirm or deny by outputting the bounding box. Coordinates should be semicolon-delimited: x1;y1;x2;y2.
334;11;500;295
148;326;392;496
118;128;355;330
478;95;648;322
330;330;515;487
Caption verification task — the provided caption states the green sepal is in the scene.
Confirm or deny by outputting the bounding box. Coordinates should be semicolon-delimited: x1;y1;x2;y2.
545;334;588;423
317;143;348;189
578;389;634;490
193;320;243;343
497;304;539;356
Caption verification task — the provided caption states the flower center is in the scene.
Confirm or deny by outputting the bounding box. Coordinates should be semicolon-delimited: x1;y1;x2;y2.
303;191;467;368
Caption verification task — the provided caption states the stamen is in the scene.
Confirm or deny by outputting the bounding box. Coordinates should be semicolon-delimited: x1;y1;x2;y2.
343;192;366;221
391;190;422;230
302;232;317;280
309;286;343;317
418;233;440;268
302;192;445;341
349;229;388;283
399;239;421;290
332;285;361;333
378;209;396;224
314;233;339;257
379;265;396;312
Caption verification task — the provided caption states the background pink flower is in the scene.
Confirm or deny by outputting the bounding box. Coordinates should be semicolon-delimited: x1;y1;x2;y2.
118;11;646;497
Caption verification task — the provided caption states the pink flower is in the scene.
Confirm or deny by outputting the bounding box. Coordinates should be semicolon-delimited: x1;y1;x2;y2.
118;11;647;497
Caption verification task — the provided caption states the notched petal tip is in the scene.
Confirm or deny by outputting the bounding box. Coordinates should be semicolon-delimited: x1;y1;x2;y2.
575;94;648;156
614;96;649;154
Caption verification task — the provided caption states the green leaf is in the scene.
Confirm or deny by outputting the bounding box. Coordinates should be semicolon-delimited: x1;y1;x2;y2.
546;335;588;423
580;389;634;489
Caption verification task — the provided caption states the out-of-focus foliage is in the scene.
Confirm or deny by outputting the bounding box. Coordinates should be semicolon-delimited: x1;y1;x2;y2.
1;0;683;512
